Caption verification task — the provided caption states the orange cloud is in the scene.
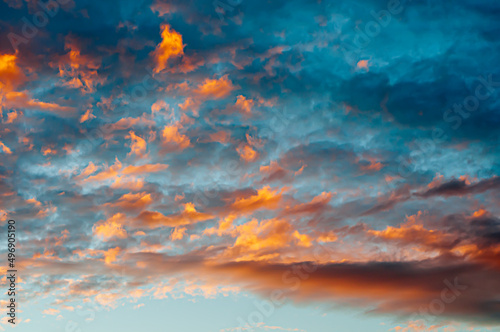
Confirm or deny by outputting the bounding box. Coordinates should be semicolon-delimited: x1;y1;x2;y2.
171;227;187;241
203;214;236;237
3;110;20;124
1;53;73;113
230;219;291;257
360;157;384;172
178;97;201;115
208;130;231;144
194;75;238;99
105;192;154;211
357;60;369;70
151;100;169;115
26;198;42;207
41;146;57;156
161;124;191;152
1;90;74;112
0;141;12;154
84;158;123;182
42;308;60;316
79;108;95;123
317;231;338;243
136;202;213;228
237;144;259;162
231;186;284;214
152;24;185;74
234;95;254;114
122;164;169;175
103;247;122;265
471;208;488;218
108;115;155;132
93;213;128;241
151;0;176;16
0;52;26;91
110;177;145;191
367;212;448;249
285;192;333;215
52;37;105;93
82;158;168;184
260;161;282;174
259;160;290;182
221;218;312;261
126;131;147;157
79;161;98;178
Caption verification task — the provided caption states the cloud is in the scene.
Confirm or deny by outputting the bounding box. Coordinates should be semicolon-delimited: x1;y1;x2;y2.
126;131;147;157
220;218;312;261
234;95;255;114
135;202;214;228
80;109;96;123
415;177;500;198
193;75;239;99
230;186;284;215
81;158;168;184
104;192;154;211
0;52;74;113
237;143;259;162
93;213;128;241
51;37;105;94
161;123;191;152
0;141;12;154
151;24;185;74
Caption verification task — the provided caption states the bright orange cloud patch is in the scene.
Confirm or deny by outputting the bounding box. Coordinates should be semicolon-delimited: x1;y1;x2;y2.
0;141;12;154
106;192;153;211
234;95;254;114
231;186;283;214
53;38;105;94
357;60;369;70
151;100;169;115
1;91;74;112
152;24;185;74
0;53;26;91
171;227;187;241
360;157;384;172
161;124;191;152
0;52;74;113
82;158;168;184
80;108;96;123
93;213;128;241
108;115;155;131
194;75;238;99
367;212;449;250
103;247;122;265
237;144;258;162
221;218;312;262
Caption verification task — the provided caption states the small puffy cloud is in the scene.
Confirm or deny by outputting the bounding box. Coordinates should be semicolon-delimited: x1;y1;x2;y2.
93;213;128;241
126;131;147;157
161;124;191;152
80;108;96;123
194;75;238;99
42;308;60;316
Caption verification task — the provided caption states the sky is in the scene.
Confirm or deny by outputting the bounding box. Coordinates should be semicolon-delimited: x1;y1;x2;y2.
0;0;500;331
